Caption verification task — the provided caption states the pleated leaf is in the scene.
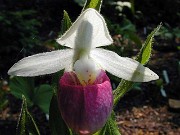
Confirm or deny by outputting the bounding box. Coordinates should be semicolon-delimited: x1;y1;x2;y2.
16;95;40;135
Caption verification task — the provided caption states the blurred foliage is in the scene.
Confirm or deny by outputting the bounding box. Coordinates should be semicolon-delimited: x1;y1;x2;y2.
156;25;180;40
0;80;9;111
135;0;180;26
0;10;41;53
107;18;141;48
9;76;53;114
74;0;86;6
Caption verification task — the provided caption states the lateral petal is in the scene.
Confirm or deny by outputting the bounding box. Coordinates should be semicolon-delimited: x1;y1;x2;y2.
90;48;159;82
57;8;113;49
8;49;74;76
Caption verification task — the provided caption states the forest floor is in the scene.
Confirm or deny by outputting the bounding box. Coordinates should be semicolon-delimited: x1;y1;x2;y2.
117;105;180;135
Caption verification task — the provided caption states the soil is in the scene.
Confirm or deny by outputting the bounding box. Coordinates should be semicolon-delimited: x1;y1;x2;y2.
117;106;180;135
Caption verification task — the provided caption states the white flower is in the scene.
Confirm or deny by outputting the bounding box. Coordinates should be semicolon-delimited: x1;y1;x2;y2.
8;8;159;82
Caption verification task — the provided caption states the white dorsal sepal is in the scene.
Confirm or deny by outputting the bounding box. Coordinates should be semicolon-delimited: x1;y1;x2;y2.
57;8;113;49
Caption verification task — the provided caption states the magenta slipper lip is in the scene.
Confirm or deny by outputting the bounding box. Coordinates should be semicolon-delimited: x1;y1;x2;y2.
58;70;113;135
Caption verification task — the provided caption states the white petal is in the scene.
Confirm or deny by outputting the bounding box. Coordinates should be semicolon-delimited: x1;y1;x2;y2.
90;48;159;82
57;8;113;49
8;49;74;77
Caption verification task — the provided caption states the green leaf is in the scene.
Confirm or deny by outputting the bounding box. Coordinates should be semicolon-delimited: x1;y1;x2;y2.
10;76;34;106
94;112;121;135
49;94;72;135
83;0;102;11
16;95;40;135
113;24;162;107
61;10;72;35
105;117;121;135
33;84;53;114
16;97;26;135
136;23;162;65
26;111;41;135
113;80;134;107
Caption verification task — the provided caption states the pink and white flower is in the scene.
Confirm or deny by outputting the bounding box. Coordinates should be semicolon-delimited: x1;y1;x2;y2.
8;8;159;134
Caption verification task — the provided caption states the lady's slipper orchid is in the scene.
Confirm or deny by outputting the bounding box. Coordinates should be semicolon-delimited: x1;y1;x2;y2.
8;8;159;135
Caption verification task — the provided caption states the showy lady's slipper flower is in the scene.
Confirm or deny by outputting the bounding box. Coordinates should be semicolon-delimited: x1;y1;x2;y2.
8;8;159;135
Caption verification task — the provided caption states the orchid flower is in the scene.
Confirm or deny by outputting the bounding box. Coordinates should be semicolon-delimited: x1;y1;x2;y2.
8;8;159;135
8;8;158;82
